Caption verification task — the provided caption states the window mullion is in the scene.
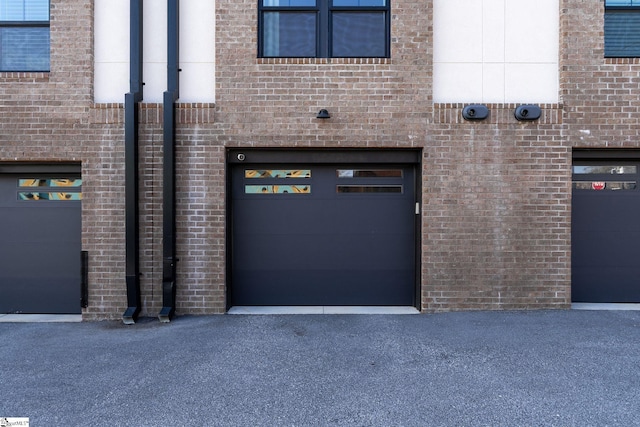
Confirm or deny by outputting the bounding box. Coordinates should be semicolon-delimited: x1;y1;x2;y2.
0;21;49;27
319;0;329;58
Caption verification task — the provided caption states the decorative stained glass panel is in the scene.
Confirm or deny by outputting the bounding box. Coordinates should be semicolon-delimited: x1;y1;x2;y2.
245;170;311;179
19;192;82;200
19;178;82;187
245;185;311;194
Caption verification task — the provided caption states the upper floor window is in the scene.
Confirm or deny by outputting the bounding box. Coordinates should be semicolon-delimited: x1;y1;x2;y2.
0;0;50;71
605;0;640;57
258;0;390;58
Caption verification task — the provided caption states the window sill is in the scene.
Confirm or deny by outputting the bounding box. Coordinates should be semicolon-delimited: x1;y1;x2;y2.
256;58;391;65
605;57;640;65
0;71;49;83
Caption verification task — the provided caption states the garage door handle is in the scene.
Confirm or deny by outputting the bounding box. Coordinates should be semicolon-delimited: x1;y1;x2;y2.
415;202;420;215
81;251;88;308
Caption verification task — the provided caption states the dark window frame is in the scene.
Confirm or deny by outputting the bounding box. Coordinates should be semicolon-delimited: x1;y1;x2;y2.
0;0;51;72
604;1;640;58
258;0;390;59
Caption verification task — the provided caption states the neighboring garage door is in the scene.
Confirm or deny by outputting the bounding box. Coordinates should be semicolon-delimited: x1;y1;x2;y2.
0;165;82;314
572;159;640;303
229;150;419;306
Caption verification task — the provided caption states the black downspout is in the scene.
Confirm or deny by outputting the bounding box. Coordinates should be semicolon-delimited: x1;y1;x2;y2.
159;0;179;322
123;0;143;325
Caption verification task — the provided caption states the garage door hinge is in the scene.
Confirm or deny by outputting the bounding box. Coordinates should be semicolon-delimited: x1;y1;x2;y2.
415;202;420;215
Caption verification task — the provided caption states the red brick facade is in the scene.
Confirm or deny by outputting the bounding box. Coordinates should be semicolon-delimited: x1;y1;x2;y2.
1;0;637;319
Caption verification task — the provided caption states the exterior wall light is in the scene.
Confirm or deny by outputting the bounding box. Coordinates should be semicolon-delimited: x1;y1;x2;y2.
316;109;331;119
514;104;541;121
462;104;489;121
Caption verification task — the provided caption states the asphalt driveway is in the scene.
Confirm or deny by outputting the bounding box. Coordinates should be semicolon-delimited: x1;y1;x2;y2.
1;310;639;426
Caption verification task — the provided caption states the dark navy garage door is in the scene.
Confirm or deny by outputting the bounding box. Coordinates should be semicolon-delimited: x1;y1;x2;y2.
229;150;419;306
0;165;82;314
572;159;640;302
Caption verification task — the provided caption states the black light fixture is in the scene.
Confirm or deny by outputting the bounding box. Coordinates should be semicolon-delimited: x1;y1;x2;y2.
316;109;331;119
462;104;489;121
514;104;541;121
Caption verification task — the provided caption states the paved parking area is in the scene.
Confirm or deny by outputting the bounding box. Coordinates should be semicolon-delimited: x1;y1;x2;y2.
1;310;639;426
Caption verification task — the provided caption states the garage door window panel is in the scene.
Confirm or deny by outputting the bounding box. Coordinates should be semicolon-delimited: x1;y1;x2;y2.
244;169;311;194
245;185;311;194
19;192;82;200
337;168;404;193
337;169;402;178
19;178;81;186
337;185;402;193
245;169;311;178
572;181;637;191
572;164;638;191
17;177;82;201
573;165;637;174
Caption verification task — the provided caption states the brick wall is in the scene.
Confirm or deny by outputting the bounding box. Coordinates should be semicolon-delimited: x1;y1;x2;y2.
174;107;226;315
424;105;570;311
215;0;431;148
85;104;225;319
215;0;571;312
3;0;640;318
562;0;640;148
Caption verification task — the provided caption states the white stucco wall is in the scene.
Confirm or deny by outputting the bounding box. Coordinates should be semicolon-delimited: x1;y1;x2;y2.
433;0;559;103
94;0;130;103
94;0;215;103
